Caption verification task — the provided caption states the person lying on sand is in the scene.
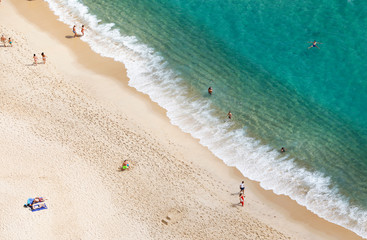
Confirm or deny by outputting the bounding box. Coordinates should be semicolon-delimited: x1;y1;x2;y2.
1;35;6;47
32;202;46;210
25;197;47;209
122;160;130;170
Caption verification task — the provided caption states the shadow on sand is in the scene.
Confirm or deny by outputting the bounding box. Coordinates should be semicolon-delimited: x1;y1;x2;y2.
65;35;82;39
231;203;242;208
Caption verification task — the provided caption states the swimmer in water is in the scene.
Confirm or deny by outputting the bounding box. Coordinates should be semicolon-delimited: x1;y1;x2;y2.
281;147;286;153
81;25;86;36
308;40;322;49
208;86;213;95
73;25;77;38
227;111;232;119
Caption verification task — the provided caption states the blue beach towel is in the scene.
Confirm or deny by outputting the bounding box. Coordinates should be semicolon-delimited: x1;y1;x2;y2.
27;198;35;205
31;203;48;212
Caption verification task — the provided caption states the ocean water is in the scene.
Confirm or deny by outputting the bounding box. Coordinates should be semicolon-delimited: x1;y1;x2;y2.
45;0;367;237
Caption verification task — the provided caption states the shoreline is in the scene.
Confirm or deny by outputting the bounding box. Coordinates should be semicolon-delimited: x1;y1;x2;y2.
0;0;363;239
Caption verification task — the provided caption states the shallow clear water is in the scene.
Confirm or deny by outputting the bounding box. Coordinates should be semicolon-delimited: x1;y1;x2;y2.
46;0;367;237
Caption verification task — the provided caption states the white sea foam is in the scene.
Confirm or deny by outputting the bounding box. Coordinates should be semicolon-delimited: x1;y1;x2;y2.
44;0;367;238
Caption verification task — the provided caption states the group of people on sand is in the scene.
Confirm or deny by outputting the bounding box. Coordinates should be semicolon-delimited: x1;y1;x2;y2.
33;52;47;65
239;181;246;206
72;25;86;38
1;34;12;47
24;197;47;210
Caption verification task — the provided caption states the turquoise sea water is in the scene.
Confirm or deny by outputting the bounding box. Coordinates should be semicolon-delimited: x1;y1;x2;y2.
46;0;367;237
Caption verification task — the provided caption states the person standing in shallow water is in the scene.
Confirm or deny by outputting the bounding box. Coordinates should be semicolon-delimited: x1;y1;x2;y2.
227;111;232;119
208;86;212;95
81;25;86;36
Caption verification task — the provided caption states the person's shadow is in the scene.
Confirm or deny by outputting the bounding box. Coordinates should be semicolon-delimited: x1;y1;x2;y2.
231;203;242;208
231;192;241;196
65;35;81;39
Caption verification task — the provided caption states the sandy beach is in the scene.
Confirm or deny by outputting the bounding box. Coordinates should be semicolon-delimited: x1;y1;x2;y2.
0;1;363;239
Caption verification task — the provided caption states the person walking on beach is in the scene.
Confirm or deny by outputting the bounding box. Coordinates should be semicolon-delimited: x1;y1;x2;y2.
73;25;77;38
8;37;12;47
239;193;245;207
41;52;47;64
308;40;322;49
1;35;6;47
33;54;38;65
240;181;245;194
81;25;86;36
227;111;232;119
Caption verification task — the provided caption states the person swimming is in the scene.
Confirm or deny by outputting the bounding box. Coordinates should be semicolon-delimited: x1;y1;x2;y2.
281;147;286;153
308;40;322;49
208;86;213;95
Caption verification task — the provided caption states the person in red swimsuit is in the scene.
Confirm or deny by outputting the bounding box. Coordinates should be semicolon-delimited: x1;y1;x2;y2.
239;193;245;207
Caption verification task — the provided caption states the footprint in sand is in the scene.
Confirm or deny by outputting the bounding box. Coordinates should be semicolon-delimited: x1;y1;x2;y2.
161;208;182;225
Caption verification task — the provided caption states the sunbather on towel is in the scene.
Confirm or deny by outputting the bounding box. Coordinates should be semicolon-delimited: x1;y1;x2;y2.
26;197;46;209
32;203;46;210
122;160;130;170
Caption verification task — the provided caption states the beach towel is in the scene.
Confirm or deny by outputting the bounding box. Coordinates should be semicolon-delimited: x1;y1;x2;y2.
27;198;35;205
31;203;48;212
